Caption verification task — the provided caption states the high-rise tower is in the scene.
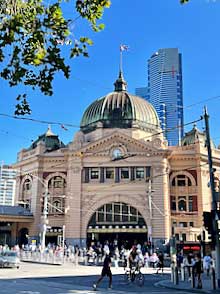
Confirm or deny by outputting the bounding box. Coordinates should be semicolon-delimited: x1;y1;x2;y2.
0;164;16;206
147;48;184;145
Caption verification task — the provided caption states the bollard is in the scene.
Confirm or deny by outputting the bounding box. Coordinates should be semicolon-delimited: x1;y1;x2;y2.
181;264;185;281
211;267;216;290
174;266;179;285
171;263;174;283
191;267;195;288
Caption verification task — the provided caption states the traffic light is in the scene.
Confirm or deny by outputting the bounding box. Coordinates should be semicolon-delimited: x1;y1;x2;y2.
203;211;212;233
203;211;216;246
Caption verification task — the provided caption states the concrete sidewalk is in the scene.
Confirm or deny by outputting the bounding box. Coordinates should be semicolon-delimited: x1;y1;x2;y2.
155;274;219;293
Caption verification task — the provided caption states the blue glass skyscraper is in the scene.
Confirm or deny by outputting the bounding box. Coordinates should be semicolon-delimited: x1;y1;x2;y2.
147;48;184;146
135;86;149;100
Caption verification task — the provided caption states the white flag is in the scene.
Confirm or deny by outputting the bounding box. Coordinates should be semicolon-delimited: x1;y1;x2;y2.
120;44;129;51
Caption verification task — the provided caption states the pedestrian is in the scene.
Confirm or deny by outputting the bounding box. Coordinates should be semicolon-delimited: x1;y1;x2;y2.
156;252;164;274
185;252;194;281
203;254;212;277
176;252;183;273
193;253;203;289
113;247;120;268
93;250;112;290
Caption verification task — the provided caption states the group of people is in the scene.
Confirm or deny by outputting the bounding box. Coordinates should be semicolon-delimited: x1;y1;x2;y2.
176;251;213;289
92;242;165;291
86;241;164;269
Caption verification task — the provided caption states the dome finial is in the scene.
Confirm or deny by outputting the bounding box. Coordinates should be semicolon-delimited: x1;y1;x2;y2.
114;70;127;92
45;124;55;136
114;45;128;92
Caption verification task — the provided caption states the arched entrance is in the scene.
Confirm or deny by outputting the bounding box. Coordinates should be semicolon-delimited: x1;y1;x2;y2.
87;202;148;248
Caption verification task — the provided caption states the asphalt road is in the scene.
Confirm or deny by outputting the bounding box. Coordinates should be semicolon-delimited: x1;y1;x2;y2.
0;262;192;294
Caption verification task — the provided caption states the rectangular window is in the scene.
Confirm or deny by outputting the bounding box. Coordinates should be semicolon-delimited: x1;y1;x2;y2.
188;196;193;212
182;233;186;241
146;166;151;178
106;204;112;222
121;168;129;179
98;208;104;222
136;167;144;179
179;222;187;228
122;204;128;222
90;168;99;180
177;179;185;186
189;222;194;227
54;180;62;188
172;220;177;226
130;207;137;222
105;168;114;179
114;204;120;222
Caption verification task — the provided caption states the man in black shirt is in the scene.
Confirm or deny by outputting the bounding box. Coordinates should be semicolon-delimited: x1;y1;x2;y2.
93;253;112;290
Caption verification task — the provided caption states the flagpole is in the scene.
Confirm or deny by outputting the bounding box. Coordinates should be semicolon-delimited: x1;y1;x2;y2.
120;49;123;73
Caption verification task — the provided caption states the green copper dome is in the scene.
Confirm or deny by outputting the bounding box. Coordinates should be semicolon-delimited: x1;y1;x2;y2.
80;71;160;133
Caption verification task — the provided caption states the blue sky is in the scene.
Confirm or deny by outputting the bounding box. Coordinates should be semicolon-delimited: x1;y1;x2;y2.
1;0;220;164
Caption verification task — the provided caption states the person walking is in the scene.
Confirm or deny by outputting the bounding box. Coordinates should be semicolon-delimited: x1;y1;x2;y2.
156;252;164;274
93;251;112;290
185;252;194;281
203;254;212;277
193;253;203;289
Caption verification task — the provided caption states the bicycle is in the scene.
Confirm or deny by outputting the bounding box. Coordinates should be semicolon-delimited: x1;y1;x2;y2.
124;265;145;287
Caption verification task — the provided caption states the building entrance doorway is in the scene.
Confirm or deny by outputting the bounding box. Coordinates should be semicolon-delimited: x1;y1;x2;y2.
87;232;148;249
87;202;148;249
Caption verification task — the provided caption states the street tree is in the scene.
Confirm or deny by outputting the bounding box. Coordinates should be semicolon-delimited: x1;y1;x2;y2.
0;0;110;115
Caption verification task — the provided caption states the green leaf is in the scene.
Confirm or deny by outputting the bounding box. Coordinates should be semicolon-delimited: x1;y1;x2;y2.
0;0;110;115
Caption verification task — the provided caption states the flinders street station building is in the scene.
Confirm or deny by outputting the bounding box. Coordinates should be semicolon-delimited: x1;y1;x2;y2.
2;71;220;249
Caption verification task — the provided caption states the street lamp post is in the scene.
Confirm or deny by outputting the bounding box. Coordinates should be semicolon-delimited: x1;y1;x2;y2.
41;191;49;251
62;224;66;249
26;173;49;251
147;179;155;254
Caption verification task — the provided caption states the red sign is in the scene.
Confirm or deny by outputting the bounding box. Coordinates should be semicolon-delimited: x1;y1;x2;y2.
183;245;200;251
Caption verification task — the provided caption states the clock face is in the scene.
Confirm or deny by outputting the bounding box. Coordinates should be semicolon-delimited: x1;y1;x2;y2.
112;148;122;159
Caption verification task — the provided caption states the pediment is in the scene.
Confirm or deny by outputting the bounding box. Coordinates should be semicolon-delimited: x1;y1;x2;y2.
73;131;169;158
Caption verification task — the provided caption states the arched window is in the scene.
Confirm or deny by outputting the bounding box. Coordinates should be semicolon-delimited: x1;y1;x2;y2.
48;176;66;189
89;202;145;225
22;179;32;191
20;178;32;209
178;197;187;211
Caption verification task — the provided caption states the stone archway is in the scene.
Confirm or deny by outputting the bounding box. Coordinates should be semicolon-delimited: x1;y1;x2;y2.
82;194;149;238
82;195;149;248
